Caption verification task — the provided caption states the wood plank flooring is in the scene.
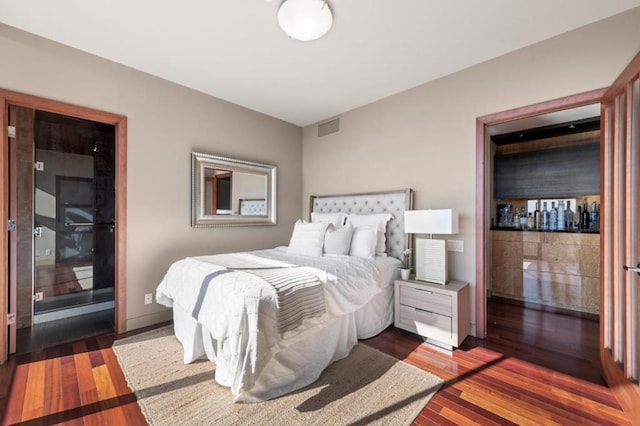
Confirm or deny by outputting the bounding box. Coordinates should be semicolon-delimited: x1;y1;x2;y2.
364;328;629;425
0;309;631;425
482;297;603;385
1;333;146;426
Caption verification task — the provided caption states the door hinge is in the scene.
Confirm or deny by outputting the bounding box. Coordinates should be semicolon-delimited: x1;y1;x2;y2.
34;161;44;171
7;313;16;325
33;292;44;302
8;219;16;232
7;126;16;138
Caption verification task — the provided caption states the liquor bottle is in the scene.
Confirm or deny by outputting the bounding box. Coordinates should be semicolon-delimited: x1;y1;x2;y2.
534;202;541;229
577;204;583;229
557;200;565;230
590;202;598;231
513;208;520;229
582;201;590;230
549;201;558;230
541;202;549;230
519;208;527;228
565;200;574;230
526;212;534;229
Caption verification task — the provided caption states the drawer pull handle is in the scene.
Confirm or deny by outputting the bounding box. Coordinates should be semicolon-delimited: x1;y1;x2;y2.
414;288;433;295
414;307;433;314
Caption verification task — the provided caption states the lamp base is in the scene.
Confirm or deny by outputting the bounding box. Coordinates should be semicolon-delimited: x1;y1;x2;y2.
414;238;447;285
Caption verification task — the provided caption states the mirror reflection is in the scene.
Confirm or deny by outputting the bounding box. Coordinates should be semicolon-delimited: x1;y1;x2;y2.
203;167;267;216
192;152;276;227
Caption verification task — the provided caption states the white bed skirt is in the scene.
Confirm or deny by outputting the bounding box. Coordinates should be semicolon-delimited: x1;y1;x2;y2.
172;285;393;402
355;283;394;339
173;305;357;402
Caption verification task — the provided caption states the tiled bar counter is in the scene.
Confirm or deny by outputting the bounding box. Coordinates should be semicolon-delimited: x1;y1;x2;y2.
491;230;600;315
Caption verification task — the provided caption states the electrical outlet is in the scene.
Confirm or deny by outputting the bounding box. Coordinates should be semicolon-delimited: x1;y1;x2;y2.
144;293;153;305
447;239;464;253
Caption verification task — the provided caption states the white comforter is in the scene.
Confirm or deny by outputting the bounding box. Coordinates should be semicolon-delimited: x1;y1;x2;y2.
155;247;391;399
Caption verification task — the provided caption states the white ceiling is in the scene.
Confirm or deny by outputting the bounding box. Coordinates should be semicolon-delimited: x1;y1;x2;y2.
0;0;638;126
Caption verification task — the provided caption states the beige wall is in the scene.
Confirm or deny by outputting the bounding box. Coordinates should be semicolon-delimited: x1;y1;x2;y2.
302;8;640;336
2;8;640;335
0;24;303;330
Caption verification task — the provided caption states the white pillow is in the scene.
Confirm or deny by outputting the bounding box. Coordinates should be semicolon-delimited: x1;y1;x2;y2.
346;213;393;256
323;224;354;255
287;220;329;257
349;226;377;259
311;212;348;228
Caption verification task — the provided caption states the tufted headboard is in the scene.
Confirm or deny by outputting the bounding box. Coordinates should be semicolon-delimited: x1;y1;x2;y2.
239;199;267;216
309;189;414;260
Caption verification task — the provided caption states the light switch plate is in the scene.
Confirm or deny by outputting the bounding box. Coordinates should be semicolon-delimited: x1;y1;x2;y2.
447;239;464;253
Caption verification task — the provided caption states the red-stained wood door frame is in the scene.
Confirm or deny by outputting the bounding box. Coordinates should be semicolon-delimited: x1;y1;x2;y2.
0;89;127;365
477;51;640;420
475;88;606;338
599;50;640;422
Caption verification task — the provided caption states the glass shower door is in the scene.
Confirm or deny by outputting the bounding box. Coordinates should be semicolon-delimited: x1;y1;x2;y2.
32;111;115;318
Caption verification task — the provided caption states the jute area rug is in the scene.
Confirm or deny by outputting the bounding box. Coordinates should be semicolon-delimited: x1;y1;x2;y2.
113;326;443;425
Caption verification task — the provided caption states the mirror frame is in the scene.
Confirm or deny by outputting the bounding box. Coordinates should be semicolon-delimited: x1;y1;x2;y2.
191;152;277;227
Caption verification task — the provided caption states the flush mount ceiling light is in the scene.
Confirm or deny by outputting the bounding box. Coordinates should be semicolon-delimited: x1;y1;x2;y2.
277;0;333;41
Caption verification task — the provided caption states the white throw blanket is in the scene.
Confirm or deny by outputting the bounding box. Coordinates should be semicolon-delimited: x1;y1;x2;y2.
191;253;326;334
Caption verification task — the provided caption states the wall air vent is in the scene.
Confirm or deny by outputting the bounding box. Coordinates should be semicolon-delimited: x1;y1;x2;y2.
317;118;340;137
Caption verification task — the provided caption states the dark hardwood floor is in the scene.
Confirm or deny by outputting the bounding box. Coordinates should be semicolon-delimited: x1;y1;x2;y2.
1;332;146;426
0;303;630;425
365;327;628;425
482;297;603;385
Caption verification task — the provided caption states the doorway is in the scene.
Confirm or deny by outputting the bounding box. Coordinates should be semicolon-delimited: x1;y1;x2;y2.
476;51;640;417
12;107;116;353
474;89;607;382
1;89;127;364
475;88;607;337
483;109;603;383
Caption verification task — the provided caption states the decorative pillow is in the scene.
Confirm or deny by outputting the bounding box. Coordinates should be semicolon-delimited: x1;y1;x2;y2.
323;224;354;255
348;226;378;259
346;213;393;256
287;220;329;257
311;212;348;228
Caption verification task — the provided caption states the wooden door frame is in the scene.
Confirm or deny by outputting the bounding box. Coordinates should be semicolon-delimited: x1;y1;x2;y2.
599;50;640;421
474;88;606;338
0;89;127;364
214;171;232;211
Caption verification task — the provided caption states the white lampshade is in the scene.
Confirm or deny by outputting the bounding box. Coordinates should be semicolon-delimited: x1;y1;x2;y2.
277;0;333;41
404;209;459;285
404;209;459;235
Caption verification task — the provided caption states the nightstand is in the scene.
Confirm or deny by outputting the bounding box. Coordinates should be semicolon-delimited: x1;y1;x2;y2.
394;279;470;350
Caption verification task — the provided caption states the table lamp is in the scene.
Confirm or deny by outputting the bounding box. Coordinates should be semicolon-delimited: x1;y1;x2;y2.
404;209;459;284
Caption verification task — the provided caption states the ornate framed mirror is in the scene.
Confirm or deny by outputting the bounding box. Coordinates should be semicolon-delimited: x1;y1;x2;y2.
191;152;276;227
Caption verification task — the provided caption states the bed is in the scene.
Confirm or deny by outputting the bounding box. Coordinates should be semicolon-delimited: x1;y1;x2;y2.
155;189;413;402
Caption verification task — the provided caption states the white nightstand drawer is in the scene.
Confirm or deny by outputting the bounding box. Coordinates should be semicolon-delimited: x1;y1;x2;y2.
397;305;452;343
399;285;451;317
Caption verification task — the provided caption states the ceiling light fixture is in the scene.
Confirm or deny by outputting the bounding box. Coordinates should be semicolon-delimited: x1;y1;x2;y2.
277;0;333;41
